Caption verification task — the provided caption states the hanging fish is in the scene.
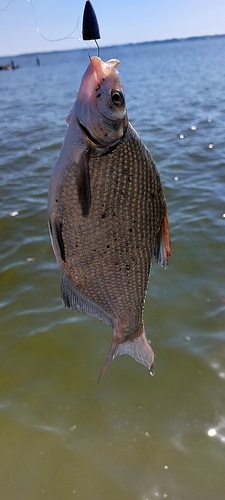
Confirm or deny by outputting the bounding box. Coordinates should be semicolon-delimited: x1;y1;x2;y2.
48;55;170;379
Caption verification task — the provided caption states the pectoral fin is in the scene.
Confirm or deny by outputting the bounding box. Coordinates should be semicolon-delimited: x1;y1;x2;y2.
154;210;171;269
48;218;65;264
76;151;91;217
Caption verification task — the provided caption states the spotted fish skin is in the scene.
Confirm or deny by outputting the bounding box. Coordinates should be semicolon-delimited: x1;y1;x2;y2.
48;57;170;378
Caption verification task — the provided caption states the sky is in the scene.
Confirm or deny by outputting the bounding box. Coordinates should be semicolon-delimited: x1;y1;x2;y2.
0;0;225;58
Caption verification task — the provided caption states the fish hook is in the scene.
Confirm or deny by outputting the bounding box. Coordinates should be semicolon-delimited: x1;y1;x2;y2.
94;39;100;57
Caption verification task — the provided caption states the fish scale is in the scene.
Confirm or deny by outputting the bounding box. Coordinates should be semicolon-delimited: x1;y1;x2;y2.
60;125;164;334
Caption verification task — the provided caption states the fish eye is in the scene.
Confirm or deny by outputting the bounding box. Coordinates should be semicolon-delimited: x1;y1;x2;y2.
111;90;124;107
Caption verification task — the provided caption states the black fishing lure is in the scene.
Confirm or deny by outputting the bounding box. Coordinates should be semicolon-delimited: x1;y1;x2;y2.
82;1;100;41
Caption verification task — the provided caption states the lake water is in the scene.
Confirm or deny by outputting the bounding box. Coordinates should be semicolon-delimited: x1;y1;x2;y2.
0;36;225;499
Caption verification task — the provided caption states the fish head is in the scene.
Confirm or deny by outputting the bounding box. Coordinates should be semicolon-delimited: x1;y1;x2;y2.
72;56;128;147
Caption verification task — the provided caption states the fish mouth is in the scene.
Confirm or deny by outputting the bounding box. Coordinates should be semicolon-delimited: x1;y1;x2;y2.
77;119;103;146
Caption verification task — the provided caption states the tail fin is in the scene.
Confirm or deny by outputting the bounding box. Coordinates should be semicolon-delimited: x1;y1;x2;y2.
98;330;155;381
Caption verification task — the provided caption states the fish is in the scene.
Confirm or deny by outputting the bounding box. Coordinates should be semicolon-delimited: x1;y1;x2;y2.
48;56;170;378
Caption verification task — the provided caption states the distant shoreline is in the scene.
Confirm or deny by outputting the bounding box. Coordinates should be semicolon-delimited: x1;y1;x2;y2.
1;33;224;60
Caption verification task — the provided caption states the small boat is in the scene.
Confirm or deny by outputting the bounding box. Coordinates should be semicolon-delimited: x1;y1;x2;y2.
0;61;19;71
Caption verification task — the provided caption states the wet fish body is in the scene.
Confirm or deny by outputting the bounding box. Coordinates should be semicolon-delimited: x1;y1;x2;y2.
48;57;170;377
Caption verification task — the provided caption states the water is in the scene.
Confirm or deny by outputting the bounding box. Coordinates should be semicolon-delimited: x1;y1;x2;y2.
0;36;225;499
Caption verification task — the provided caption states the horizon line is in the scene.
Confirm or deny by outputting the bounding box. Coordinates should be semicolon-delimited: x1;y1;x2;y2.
0;32;224;59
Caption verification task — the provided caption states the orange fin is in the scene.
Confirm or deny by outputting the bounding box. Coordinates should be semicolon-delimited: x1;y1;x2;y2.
154;210;171;269
98;331;155;381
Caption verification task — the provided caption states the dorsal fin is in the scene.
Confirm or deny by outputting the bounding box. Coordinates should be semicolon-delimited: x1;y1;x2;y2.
61;274;114;327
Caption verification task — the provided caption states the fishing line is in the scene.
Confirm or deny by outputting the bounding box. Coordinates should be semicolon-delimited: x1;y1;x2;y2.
0;0;14;11
28;0;80;42
0;0;81;42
